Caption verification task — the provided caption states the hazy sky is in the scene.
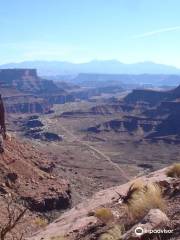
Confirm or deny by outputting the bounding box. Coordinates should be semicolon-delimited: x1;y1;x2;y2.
1;0;180;66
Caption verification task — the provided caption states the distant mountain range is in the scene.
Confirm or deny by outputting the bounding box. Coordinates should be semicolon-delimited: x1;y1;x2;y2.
1;60;180;76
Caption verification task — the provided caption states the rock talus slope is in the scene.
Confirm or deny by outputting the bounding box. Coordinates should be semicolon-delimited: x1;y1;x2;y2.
0;137;71;212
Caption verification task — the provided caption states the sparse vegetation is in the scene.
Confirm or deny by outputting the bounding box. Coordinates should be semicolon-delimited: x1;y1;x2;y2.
50;236;66;240
95;208;114;223
119;179;145;205
34;217;48;228
166;163;180;178
123;181;165;220
98;225;123;240
0;195;27;240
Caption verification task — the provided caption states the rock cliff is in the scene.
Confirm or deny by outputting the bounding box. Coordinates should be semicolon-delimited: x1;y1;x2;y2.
124;85;180;106
0;69;126;114
124;88;170;106
0;69;58;93
0;69;58;113
4;95;52;114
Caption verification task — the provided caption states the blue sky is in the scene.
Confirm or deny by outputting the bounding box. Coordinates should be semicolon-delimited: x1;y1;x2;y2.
1;0;180;67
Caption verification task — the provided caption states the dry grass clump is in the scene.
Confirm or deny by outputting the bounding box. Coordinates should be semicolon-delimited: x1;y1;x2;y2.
166;163;180;178
34;216;48;227
98;225;123;240
120;179;145;205
95;208;114;223
124;180;165;220
50;236;66;240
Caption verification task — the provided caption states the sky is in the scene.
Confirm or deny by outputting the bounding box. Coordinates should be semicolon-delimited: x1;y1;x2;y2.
1;0;180;67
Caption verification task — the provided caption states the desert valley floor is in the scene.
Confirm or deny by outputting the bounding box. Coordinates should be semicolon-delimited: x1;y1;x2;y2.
10;99;180;205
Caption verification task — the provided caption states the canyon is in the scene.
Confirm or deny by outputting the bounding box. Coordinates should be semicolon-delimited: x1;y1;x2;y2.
0;69;179;240
0;69;125;114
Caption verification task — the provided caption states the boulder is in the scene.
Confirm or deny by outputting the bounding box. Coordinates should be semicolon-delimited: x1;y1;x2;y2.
122;209;169;240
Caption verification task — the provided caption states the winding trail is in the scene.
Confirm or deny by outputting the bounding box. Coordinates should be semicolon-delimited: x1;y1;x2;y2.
54;119;131;181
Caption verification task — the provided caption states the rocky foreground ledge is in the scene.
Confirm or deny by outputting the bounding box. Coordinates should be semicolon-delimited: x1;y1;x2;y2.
28;167;180;240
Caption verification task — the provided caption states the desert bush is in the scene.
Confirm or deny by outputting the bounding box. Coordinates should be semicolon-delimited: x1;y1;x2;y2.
124;181;165;220
34;217;48;227
98;225;122;240
120;179;145;205
95;208;114;223
50;236;66;240
0;195;27;240
166;163;180;178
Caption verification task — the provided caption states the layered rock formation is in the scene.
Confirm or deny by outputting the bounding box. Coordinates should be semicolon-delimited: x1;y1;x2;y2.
84;85;180;143
60;103;134;118
123;85;180;141
0;69;76;114
0;69;56;113
86;116;159;135
124;85;180;106
0;69;126;114
4;95;52;114
0;69;58;93
124;88;169;106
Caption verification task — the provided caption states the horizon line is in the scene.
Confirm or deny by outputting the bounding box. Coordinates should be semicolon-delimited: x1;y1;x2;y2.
0;59;179;68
